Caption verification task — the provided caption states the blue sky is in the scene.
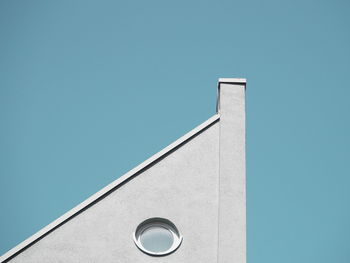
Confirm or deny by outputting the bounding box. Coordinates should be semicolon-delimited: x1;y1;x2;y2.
1;0;350;261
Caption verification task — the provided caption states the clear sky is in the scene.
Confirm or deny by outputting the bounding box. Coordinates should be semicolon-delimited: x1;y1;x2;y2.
1;0;350;261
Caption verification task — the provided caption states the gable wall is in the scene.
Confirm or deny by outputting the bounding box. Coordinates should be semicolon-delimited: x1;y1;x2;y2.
10;122;220;263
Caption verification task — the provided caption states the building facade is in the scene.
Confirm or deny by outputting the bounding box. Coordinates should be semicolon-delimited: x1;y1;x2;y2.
1;78;246;263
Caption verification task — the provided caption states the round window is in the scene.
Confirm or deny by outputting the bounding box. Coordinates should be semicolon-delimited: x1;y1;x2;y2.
133;218;183;256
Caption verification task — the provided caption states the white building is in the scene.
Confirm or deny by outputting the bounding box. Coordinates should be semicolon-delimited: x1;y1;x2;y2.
1;78;246;263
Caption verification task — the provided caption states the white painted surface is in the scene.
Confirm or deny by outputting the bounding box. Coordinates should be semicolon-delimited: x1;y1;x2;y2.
2;79;246;263
0;115;219;263
6;122;220;263
218;82;246;263
218;78;246;84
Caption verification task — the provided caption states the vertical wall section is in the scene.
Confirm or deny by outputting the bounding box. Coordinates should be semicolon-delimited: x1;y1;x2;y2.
217;79;246;263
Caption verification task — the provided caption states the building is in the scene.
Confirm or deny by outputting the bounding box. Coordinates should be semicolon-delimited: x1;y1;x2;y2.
1;78;246;263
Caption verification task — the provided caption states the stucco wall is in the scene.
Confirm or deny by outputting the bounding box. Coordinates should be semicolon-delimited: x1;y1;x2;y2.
218;82;246;263
10;122;220;263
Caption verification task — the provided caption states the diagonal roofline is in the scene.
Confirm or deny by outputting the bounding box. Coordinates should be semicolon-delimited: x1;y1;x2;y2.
1;114;220;263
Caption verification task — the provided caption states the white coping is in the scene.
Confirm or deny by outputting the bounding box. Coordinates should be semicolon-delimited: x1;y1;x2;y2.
218;78;246;84
216;79;246;113
0;114;220;263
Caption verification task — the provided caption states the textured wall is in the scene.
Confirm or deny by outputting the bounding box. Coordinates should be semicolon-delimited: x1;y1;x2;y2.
6;81;246;263
10;123;220;263
218;82;246;263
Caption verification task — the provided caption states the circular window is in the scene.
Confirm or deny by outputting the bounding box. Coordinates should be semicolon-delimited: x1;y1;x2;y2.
133;218;183;256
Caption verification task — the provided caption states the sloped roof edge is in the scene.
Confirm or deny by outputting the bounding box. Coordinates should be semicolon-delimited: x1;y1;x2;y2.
1;114;220;263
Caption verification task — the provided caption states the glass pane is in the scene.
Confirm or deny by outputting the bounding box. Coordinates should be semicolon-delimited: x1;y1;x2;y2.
140;226;174;253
